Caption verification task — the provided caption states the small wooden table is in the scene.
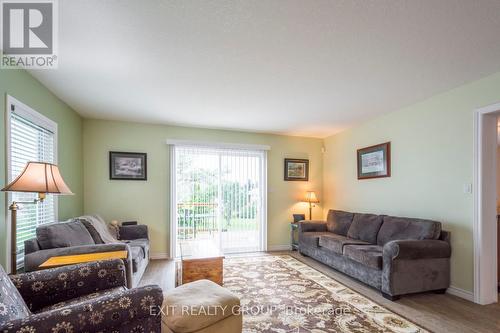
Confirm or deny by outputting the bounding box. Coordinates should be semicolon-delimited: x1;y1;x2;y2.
39;250;128;268
176;241;224;286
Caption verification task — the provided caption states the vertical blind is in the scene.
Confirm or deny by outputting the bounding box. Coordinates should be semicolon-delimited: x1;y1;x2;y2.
9;109;56;268
174;145;266;256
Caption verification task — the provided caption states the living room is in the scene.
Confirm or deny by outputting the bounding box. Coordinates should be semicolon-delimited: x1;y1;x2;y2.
1;1;500;332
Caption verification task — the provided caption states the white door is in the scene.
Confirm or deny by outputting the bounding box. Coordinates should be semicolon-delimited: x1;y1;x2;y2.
171;145;266;257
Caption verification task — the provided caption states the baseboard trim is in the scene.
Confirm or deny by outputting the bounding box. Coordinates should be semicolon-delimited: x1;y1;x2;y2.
152;246;292;258
446;285;474;302
150;252;170;260
267;244;292;251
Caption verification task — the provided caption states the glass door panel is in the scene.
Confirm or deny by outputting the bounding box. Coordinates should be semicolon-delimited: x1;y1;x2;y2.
174;146;265;257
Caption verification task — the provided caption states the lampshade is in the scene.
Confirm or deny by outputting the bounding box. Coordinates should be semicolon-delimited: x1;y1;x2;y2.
304;191;319;203
1;162;73;195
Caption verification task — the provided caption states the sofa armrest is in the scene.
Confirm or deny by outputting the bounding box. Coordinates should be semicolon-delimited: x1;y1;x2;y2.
0;285;163;333
298;220;327;233
24;238;41;255
119;224;149;240
24;243;131;272
11;259;127;312
383;239;451;261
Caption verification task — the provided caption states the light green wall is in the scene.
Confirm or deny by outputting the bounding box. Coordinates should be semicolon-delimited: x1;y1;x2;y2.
323;71;500;293
0;70;84;268
4;67;498;294
83;119;324;256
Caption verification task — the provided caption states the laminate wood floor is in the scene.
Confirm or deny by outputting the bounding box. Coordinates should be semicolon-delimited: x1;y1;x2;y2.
140;251;500;333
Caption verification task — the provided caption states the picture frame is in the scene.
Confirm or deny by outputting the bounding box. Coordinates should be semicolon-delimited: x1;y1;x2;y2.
284;158;309;181
109;151;147;180
357;142;391;180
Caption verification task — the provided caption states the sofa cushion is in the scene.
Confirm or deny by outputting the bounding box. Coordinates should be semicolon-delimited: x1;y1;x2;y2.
299;232;330;247
377;216;442;246
343;244;383;270
318;234;370;254
347;214;384;244
326;210;354;236
79;219;105;244
75;215;119;244
36;221;95;250
0;265;30;325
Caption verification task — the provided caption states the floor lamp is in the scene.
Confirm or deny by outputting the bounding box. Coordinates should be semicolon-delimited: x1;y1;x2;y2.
304;191;319;220
1;162;73;274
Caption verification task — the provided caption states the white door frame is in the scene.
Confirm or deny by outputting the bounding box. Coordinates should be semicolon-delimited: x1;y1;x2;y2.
169;146;177;259
168;142;269;258
473;101;500;305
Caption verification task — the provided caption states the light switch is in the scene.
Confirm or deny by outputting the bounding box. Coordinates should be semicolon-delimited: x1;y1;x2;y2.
463;183;472;194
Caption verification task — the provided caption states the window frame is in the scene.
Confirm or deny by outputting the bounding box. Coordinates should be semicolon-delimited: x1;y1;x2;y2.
5;94;58;269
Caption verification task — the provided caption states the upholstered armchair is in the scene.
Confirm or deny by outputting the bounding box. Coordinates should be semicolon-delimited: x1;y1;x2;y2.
0;259;163;332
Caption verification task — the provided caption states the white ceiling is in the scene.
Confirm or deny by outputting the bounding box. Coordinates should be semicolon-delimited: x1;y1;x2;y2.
29;0;500;138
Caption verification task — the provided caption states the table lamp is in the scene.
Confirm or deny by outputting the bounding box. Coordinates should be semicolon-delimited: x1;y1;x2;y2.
1;162;73;273
303;191;319;220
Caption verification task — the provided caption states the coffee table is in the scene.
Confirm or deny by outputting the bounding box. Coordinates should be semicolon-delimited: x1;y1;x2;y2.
39;250;128;268
176;241;224;286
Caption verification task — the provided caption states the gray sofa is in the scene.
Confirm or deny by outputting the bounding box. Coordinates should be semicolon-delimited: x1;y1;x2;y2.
298;210;451;300
24;216;149;288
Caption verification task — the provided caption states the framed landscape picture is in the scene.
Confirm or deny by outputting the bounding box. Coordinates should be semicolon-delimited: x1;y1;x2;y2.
109;151;147;180
284;158;309;181
357;142;391;180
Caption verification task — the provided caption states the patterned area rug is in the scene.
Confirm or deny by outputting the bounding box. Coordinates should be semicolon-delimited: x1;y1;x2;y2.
224;255;428;333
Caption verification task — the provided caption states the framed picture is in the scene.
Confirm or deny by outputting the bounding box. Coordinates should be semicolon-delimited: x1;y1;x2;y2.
284;158;309;181
357;142;391;180
109;151;147;180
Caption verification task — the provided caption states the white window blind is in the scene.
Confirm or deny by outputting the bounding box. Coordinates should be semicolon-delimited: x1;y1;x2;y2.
8;101;57;269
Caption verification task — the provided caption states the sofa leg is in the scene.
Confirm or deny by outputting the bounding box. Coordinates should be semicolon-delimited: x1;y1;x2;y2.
381;292;400;301
433;288;447;294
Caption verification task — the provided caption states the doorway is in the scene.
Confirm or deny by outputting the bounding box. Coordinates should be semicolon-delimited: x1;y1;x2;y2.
496;124;500;294
170;144;267;258
473;102;500;305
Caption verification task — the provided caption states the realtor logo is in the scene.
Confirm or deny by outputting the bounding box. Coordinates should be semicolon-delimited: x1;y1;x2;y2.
1;0;58;68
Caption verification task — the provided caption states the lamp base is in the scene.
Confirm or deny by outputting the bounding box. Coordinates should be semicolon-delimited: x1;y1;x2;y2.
9;202;18;275
7;197;44;274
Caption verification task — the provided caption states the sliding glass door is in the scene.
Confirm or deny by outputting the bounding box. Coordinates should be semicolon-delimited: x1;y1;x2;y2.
172;145;266;257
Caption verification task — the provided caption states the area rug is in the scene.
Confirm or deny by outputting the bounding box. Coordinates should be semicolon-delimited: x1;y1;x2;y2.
223;255;428;333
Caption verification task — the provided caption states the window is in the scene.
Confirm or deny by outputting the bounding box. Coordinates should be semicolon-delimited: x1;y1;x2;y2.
6;96;57;270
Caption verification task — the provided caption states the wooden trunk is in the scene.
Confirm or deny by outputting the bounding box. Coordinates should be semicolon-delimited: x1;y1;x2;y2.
181;256;224;285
